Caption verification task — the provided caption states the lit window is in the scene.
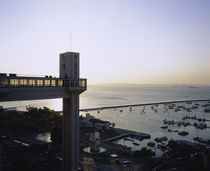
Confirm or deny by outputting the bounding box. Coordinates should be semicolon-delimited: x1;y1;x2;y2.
51;80;56;86
58;80;63;87
79;80;86;87
20;79;24;86
29;80;36;86
24;79;27;86
10;79;18;86
37;80;43;86
0;79;8;86
44;80;50;86
20;79;27;86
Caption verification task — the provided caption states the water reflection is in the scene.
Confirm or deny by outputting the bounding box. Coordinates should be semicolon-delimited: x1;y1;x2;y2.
36;132;51;143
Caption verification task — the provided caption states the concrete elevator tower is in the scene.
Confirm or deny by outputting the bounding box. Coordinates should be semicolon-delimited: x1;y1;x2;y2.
59;52;85;171
0;51;87;171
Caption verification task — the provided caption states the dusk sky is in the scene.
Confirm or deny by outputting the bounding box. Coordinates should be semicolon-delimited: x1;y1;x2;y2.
0;0;210;85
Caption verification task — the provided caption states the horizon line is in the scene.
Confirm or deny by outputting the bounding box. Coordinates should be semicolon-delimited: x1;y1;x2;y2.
87;83;210;86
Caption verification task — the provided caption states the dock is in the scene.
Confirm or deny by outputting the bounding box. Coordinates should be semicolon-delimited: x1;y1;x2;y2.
78;99;210;112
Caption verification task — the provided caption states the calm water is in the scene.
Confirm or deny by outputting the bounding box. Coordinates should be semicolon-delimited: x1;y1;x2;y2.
1;84;210;145
1;84;210;110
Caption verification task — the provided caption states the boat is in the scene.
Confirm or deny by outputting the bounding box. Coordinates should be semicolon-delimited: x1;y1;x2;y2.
204;108;210;113
133;142;139;146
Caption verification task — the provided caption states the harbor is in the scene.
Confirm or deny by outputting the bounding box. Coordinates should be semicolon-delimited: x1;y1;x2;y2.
1;98;210;170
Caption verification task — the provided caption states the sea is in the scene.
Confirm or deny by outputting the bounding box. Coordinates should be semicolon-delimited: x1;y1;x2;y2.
1;84;210;111
1;84;210;154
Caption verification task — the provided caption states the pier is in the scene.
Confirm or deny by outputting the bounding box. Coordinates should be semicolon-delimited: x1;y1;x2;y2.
79;99;210;112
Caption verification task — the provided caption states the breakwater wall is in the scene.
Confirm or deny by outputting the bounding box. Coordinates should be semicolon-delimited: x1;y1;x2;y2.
55;99;210;113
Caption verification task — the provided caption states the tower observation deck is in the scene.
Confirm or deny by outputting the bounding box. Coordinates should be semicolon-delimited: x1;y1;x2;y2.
0;52;87;171
0;74;86;101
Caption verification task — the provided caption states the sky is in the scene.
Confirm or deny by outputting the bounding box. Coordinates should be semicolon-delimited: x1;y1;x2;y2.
0;0;210;85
